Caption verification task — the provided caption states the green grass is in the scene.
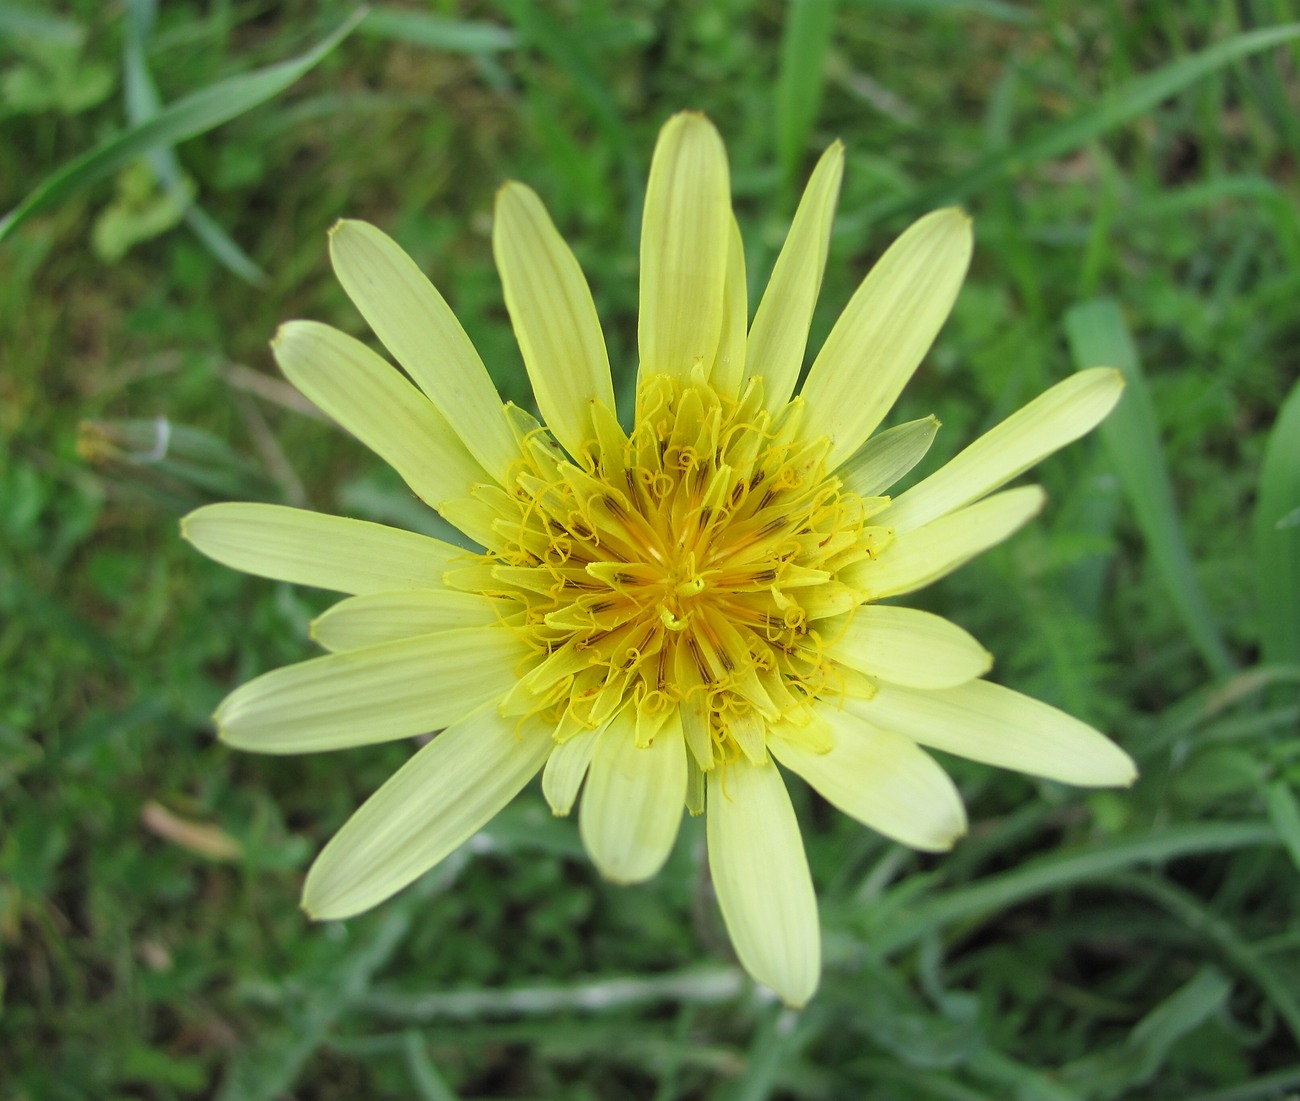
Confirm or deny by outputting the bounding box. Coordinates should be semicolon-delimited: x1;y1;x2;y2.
3;1;1300;1097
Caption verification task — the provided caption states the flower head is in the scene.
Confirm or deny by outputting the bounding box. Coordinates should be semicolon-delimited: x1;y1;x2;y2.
183;112;1134;1006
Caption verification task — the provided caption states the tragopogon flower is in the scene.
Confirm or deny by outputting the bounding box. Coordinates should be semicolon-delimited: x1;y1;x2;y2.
183;112;1135;1006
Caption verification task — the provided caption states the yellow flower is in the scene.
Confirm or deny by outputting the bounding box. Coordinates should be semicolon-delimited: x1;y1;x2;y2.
182;112;1135;1007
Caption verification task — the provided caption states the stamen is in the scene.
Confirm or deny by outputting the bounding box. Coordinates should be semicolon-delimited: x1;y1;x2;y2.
476;373;870;763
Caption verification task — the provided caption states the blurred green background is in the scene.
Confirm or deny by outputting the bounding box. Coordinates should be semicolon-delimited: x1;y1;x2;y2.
3;1;1300;1098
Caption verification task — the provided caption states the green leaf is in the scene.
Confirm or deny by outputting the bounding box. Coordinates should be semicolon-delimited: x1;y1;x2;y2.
90;161;192;261
0;8;366;242
1252;377;1300;664
1;38;114;116
1065;298;1236;679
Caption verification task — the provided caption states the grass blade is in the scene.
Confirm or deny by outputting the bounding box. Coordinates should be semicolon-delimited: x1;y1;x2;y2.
864;0;1030;18
1252;377;1300;664
1265;780;1300;876
1065;298;1236;679
720;1007;809;1101
500;0;640;234
402;1031;461;1101
122;0;267;283
0;8;366;242
844;21;1300;228
1115;873;1300;1048
361;6;515;52
357;966;744;1021
1059;967;1232;1094
0;4;85;44
214;854;464;1101
774;0;838;196
872;821;1278;954
965;1049;1083;1101
1187;1066;1300;1101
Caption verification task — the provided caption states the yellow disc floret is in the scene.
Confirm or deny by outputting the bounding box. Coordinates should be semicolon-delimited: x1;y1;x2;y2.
448;371;887;770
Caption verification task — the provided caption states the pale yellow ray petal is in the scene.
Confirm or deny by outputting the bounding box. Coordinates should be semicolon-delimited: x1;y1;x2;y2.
707;758;820;1007
875;368;1125;532
746;141;844;413
837;415;941;499
771;707;967;851
843;485;1045;600
849;679;1137;787
273;320;489;509
580;708;687;883
328;219;517;479
709;214;749;399
181;503;467;595
302;704;553;919
542;723;603;817
215;628;528;753
638;112;731;385
825;604;992;689
311;589;501;652
493;182;615;457
802;208;973;469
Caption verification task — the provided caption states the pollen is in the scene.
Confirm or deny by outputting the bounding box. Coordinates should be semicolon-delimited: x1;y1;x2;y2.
464;371;884;770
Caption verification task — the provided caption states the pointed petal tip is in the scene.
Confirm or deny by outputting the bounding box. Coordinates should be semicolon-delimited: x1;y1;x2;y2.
300;883;353;922
812;138;845;175
922;206;975;252
669;108;712;126
1022;484;1048;511
596;865;655;887
1106;752;1140;789
657;109;725;149
327;218;379;254
770;970;819;1009
326;217;352;240
919;813;969;853
1065;748;1138;789
1096;365;1127;398
269;319;309;351
494;179;530;207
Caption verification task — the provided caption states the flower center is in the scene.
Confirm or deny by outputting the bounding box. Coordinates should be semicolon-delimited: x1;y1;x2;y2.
462;372;877;769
